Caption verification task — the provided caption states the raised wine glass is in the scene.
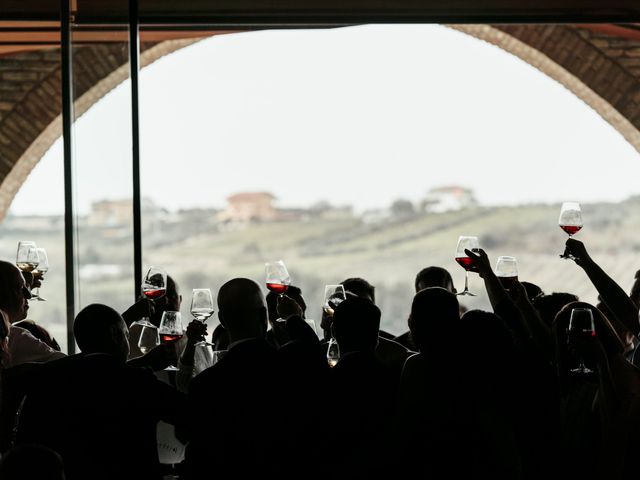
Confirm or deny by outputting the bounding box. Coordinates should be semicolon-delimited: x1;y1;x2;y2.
559;202;583;259
265;260;291;297
132;266;168;328
16;241;38;273
158;311;184;371
138;325;160;355
495;256;518;292
568;307;595;374
326;337;340;368
31;247;49;302
191;288;214;347
455;236;480;296
323;285;346;316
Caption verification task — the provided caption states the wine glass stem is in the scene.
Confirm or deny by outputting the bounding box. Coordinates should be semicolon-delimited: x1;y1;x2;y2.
464;271;470;293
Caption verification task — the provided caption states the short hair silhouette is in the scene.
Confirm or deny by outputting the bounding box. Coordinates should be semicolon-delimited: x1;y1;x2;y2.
0;444;65;480
217;278;267;341
341;277;375;303
73;303;129;360
332;296;381;353
409;287;460;352
414;266;455;293
533;292;579;327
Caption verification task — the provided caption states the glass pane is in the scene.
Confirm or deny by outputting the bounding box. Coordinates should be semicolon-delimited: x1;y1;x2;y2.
0;30;66;350
71;16;135;317
137;26;640;336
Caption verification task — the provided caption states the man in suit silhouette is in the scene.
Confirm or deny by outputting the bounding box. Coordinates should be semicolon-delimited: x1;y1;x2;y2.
184;278;286;479
15;304;186;480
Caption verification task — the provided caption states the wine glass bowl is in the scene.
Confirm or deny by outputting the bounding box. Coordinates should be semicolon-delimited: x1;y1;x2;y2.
455;236;480;296
132;266;168;328
190;288;214;322
16;241;39;274
265;260;291;296
142;266;167;300
138;325;160;355
559;202;583;258
158;311;184;371
323;285;346;316
191;288;215;347
32;247;49;301
495;256;518;291
567;307;595;374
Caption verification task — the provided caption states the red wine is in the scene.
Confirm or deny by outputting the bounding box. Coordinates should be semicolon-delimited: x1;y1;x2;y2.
560;225;582;236
568;329;596;340
160;333;183;344
455;257;475;271
498;276;519;290
266;283;288;295
144;288;166;300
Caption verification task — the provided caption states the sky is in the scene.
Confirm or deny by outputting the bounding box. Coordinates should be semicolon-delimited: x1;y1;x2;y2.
8;24;640;216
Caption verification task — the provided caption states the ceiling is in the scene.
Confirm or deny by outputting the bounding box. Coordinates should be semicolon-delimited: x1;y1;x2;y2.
2;0;640;25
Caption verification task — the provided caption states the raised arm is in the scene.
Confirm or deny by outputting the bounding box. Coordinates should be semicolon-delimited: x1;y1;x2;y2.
467;248;552;361
564;238;639;338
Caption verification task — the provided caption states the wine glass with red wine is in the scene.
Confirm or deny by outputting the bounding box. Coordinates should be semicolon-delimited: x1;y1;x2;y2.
568;307;595;374
265;260;291;296
455;235;480;296
559;202;583;259
132;266;168;328
158;311;184;371
495;256;518;292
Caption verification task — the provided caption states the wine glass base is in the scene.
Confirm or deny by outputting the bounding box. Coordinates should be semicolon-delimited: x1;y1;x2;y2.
164;366;179;372
195;340;215;348
35;296;47;302
456;291;476;296
132;319;157;329
570;366;593;374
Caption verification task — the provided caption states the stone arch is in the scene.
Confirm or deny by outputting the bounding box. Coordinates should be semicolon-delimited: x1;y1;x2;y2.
1;25;639;219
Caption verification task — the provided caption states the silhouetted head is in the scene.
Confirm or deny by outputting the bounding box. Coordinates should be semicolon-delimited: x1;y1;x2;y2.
73;304;130;362
415;266;456;293
332;297;381;354
521;281;543;301
409;287;460;353
341;277;375;303
217;278;267;343
150;275;182;327
0;260;31;324
532;292;579;327
0;444;65;480
266;285;306;324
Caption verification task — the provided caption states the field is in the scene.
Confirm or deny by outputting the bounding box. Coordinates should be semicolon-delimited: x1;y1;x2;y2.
2;196;640;352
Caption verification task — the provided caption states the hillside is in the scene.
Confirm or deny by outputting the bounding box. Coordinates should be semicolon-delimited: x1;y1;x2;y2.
2;196;640;348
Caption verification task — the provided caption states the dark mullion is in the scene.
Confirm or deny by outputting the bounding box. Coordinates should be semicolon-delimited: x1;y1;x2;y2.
60;0;77;355
130;0;143;300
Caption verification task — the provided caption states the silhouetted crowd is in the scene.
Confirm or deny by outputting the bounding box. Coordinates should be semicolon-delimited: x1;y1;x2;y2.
1;237;640;479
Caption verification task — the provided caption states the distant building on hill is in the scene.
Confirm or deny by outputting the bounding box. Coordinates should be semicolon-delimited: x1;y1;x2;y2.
423;186;477;213
219;192;278;223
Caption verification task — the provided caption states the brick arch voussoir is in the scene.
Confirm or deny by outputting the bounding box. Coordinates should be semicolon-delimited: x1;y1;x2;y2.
0;38;199;220
450;24;640;154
